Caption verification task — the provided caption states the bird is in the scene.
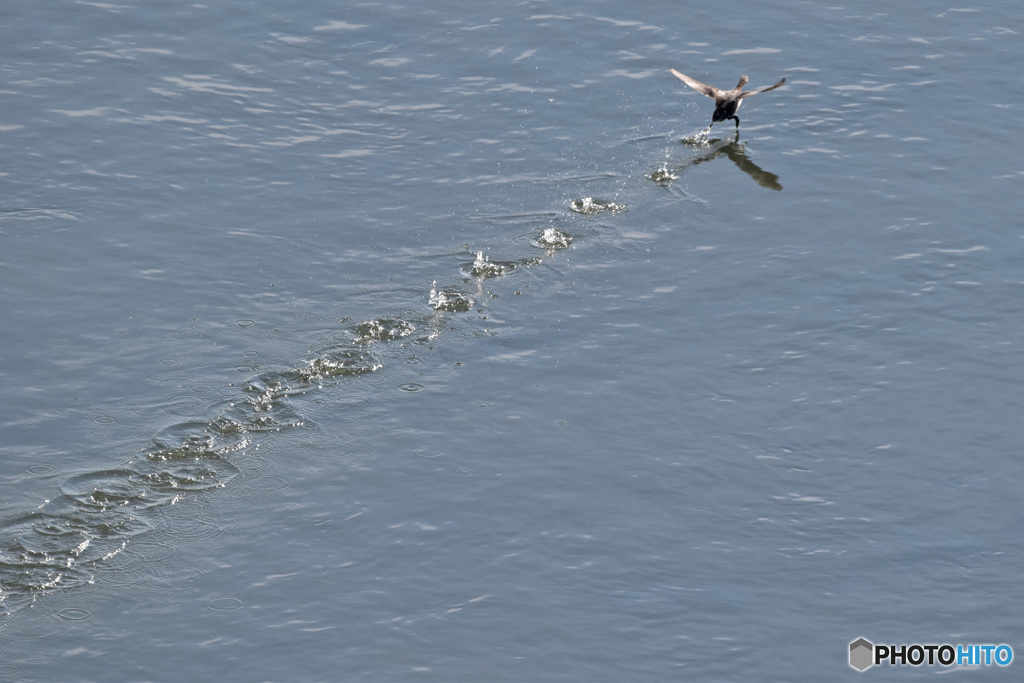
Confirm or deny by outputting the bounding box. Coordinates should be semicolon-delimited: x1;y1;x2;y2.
669;68;785;130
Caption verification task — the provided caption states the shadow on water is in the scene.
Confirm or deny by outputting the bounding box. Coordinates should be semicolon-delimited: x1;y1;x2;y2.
652;132;782;191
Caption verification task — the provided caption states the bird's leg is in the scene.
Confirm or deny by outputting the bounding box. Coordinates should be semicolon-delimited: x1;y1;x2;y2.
732;115;740;129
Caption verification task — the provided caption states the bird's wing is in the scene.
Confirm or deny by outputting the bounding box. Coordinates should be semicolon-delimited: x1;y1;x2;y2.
739;77;786;98
669;68;719;98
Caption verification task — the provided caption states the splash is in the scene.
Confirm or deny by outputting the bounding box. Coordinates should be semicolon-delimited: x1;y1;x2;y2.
568;197;626;215
536;227;572;249
466;251;509;278
300;349;382;383
681;126;712;145
647;164;677;184
354;318;415;344
471;251;505;277
429;281;474;312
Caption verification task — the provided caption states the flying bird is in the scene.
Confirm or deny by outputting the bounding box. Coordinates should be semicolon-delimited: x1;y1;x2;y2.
669;68;785;129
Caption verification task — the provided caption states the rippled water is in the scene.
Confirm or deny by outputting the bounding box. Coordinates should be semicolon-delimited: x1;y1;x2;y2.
2;1;1023;680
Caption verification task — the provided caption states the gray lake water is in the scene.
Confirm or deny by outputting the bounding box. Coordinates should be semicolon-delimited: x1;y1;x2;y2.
2;1;1023;680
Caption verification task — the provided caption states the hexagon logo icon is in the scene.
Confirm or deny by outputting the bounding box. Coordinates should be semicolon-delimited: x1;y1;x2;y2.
850;638;874;671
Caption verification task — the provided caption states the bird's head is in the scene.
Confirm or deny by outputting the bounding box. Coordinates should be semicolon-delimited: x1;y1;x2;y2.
737;75;749;90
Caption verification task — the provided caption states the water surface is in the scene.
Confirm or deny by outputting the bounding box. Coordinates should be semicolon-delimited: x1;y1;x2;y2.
2;1;1023;680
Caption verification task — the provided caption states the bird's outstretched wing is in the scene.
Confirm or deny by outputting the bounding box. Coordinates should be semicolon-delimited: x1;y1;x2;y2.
739;77;786;98
669;68;720;98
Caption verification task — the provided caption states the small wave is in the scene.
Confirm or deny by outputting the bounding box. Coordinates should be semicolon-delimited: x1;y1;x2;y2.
0;207;78;223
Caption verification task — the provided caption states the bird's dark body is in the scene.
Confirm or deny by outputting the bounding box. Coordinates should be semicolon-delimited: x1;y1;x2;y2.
712;100;741;125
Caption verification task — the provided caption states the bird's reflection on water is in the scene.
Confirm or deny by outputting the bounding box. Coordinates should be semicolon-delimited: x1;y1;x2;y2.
657;132;782;191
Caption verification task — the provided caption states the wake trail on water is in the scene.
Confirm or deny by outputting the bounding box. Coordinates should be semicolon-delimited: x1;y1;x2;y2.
0;202;596;627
